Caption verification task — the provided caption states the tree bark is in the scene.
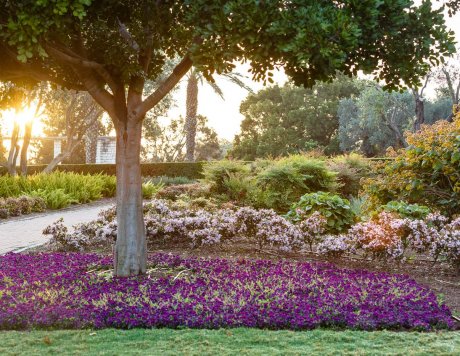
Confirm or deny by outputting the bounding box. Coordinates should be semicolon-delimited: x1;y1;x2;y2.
7;121;20;176
20;119;33;176
85;120;98;163
114;119;146;276
414;95;424;131
185;71;198;162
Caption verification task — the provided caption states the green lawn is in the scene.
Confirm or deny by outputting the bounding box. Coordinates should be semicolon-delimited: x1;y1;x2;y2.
0;328;459;355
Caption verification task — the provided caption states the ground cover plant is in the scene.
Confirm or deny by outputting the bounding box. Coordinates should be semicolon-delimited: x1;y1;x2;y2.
0;252;455;331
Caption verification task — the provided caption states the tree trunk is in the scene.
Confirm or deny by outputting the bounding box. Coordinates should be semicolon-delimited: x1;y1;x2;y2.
7;121;20;176
413;96;424;132
85;118;98;163
185;71;198;162
42;152;70;173
42;139;80;173
20;119;33;176
114;120;146;276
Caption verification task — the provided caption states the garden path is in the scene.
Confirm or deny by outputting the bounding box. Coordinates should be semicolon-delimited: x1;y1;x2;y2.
0;199;114;254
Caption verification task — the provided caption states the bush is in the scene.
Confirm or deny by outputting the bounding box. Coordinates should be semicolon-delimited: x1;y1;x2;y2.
29;189;78;210
380;201;430;220
142;181;164;199
327;153;371;197
363;115;460;216
0;162;205;178
0;195;46;219
287;192;355;233
256;156;338;212
144;176;196;186
202;160;250;194
156;183;210;201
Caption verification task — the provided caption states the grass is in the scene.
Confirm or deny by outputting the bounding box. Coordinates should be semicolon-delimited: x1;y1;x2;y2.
0;328;459;355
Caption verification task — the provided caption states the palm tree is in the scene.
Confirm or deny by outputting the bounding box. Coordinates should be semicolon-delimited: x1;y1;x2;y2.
184;69;252;162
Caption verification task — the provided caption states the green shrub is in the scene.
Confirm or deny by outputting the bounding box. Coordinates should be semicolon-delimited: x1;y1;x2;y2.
0;162;205;178
362;116;460;216
286;192;355;233
0;172;116;209
328;153;371;197
29;189;78;210
256;156;337;212
202;160;250;194
380;201;430;220
142;181;164;199
145;176;196;186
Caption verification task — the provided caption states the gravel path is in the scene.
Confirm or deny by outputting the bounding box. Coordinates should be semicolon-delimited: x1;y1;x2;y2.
0;199;115;254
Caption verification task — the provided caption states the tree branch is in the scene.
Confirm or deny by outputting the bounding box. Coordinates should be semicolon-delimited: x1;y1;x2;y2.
44;44;120;94
117;19;140;53
137;55;193;120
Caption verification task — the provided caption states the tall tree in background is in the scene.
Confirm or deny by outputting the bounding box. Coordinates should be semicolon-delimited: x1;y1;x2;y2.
338;85;452;156
143;115;221;162
1;0;454;276
185;69;251;162
434;52;460;121
231;75;362;159
0;82;46;175
411;74;430;131
42;90;103;173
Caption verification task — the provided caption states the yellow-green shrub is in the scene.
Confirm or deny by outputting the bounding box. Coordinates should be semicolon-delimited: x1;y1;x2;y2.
363;113;460;216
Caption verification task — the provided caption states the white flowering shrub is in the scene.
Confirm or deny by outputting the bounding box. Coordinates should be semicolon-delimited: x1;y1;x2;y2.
317;235;350;258
297;212;327;251
42;198;460;270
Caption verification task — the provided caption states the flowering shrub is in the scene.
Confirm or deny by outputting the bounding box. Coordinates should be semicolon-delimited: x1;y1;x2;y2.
42;200;460;269
317;235;350;258
0;195;46;219
348;212;408;260
0;253;454;331
297;212;327;251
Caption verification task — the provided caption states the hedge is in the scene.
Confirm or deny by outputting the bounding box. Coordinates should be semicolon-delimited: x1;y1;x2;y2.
0;162;205;178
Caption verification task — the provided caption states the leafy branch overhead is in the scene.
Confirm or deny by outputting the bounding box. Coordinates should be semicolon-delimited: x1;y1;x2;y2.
1;1;455;112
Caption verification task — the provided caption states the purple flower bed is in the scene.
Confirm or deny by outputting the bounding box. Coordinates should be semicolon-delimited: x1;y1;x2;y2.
0;253;454;331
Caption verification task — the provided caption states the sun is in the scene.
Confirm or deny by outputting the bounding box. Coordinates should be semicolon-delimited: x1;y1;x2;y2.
1;104;44;137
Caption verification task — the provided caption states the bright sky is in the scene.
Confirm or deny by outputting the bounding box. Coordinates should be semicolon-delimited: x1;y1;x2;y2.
2;5;460;141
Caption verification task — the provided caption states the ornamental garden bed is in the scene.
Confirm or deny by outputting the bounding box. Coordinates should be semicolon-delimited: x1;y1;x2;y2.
0;252;456;331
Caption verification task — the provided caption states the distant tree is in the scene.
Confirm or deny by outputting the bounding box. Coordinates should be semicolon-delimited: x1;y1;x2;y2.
41;90;103;173
231;75;362;159
338;85;451;156
1;0;454;276
411;74;430;131
433;52;460;121
143;115;220;162
0;82;46;175
185;69;251;162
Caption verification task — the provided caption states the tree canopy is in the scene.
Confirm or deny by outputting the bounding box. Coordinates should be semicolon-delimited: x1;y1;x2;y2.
231;75;361;159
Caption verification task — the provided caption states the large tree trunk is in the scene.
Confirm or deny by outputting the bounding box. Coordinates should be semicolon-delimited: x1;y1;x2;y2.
185;71;198;162
20;119;33;176
114;120;146;276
